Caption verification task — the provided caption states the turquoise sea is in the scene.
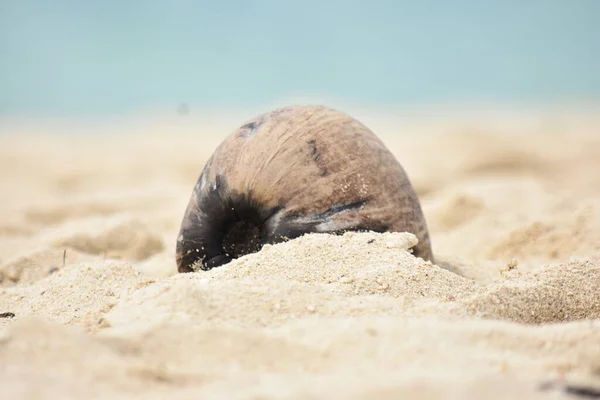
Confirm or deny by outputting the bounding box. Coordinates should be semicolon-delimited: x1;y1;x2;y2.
1;0;599;117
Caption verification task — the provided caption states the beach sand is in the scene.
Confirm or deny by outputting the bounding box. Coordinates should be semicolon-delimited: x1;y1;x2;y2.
0;109;599;399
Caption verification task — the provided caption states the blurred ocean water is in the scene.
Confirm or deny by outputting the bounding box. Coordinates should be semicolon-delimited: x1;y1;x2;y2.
0;0;599;117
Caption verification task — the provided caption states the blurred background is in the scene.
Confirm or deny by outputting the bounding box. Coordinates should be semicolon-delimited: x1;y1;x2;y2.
1;0;599;121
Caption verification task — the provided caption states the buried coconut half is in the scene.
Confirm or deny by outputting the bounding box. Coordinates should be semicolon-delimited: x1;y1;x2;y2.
176;105;433;272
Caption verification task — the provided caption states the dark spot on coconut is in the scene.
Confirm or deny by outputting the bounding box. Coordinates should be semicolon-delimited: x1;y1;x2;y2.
280;201;365;223
315;200;368;220
307;139;328;176
176;174;282;272
206;254;232;269
239;120;260;137
307;139;319;161
222;219;262;258
0;312;15;318
266;200;389;245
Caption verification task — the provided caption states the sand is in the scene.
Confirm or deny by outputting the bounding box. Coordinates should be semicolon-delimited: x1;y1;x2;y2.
0;109;599;399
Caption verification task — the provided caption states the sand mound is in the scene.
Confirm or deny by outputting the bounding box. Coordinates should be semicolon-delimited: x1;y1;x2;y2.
46;217;165;261
487;204;600;261
206;232;475;300
0;261;143;327
0;247;95;287
430;193;486;232
95;232;474;335
457;258;600;324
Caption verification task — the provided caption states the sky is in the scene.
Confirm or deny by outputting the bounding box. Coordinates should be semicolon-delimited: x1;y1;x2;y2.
0;0;599;117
